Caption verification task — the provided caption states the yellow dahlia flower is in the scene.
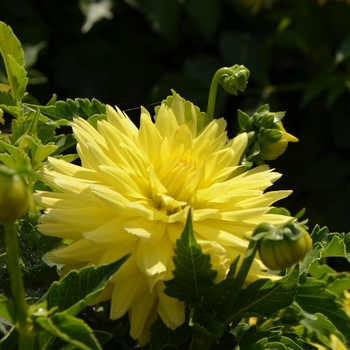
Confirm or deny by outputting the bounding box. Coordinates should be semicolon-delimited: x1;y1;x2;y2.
34;93;294;342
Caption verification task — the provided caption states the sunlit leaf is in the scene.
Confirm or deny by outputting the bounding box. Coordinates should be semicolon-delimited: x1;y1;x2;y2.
43;256;129;316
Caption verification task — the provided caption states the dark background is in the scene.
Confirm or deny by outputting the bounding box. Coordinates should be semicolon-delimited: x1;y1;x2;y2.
1;0;350;253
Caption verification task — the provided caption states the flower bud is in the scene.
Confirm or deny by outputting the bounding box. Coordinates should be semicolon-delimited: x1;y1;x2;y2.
0;168;30;224
258;121;298;161
258;222;313;271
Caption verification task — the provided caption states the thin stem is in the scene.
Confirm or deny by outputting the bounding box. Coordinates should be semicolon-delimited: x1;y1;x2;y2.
219;239;259;324
206;67;234;120
5;222;35;350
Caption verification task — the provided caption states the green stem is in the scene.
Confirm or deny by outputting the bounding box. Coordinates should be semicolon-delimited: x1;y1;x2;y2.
5;222;35;350
219;238;259;324
206;67;234;120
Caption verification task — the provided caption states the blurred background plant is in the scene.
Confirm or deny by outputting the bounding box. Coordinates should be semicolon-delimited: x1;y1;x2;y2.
1;0;350;273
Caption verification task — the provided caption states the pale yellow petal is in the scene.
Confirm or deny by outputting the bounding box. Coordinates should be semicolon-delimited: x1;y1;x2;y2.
83;217;138;247
110;270;147;319
124;218;166;244
45;239;104;264
157;281;185;329
129;288;157;339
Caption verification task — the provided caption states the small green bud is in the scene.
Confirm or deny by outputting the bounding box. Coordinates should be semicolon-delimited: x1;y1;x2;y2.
258;121;298;161
0;167;30;224
258;222;313;271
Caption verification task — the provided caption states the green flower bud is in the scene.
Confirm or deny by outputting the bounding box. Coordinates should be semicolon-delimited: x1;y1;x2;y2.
258;121;298;161
0;167;30;224
258;222;313;271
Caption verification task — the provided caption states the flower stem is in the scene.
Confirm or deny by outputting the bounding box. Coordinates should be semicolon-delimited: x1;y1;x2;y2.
4;222;35;350
206;67;233;120
219;238;259;324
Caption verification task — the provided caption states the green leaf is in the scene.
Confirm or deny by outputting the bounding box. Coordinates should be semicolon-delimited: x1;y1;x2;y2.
164;209;217;305
0;22;28;101
87;114;107;129
24;98;106;122
35;312;101;350
25;135;58;169
0;140;31;168
229;267;299;321
0;294;14;324
237;109;252;132
296;276;350;348
149;317;191;350
43;255;129;316
0;91;16;106
300;312;345;347
235;325;282;350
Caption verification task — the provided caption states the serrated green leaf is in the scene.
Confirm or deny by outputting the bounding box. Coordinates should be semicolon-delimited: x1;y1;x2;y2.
0;140;30;168
321;235;347;258
43;256;129;316
299;242;323;275
0;22;28;101
229;267;299;321
24;135;57;168
149;317;191;350
87;114;107;129
235;325;283;350
25;98;105;122
327;274;350;295
7;55;28;101
164;209;217;305
0;91;16;106
300;312;345;347
35;312;101;350
296;277;350;348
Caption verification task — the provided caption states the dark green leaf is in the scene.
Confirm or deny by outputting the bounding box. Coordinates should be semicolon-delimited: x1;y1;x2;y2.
149;317;191;350
24;98;105;122
237;109;252;132
229;267;299;321
296;277;350;348
35;312;102;350
43;255;129;316
164;209;217;305
0;22;28;101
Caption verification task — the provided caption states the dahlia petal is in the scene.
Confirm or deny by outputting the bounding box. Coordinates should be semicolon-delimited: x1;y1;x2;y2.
124;218;166;244
155;105;179;138
136;236;174;288
166;222;184;243
99;165;149;199
228;132;248;166
126;201;166;221
238;190;292;208
139;112;162;168
45;239;104;264
110;270;147;319
129;288;157;339
157;282;185;329
194;221;249;248
83;217;137;247
47;157;101;181
106;105;139;141
45;207;115;232
38;219;82;240
90;185;136;216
